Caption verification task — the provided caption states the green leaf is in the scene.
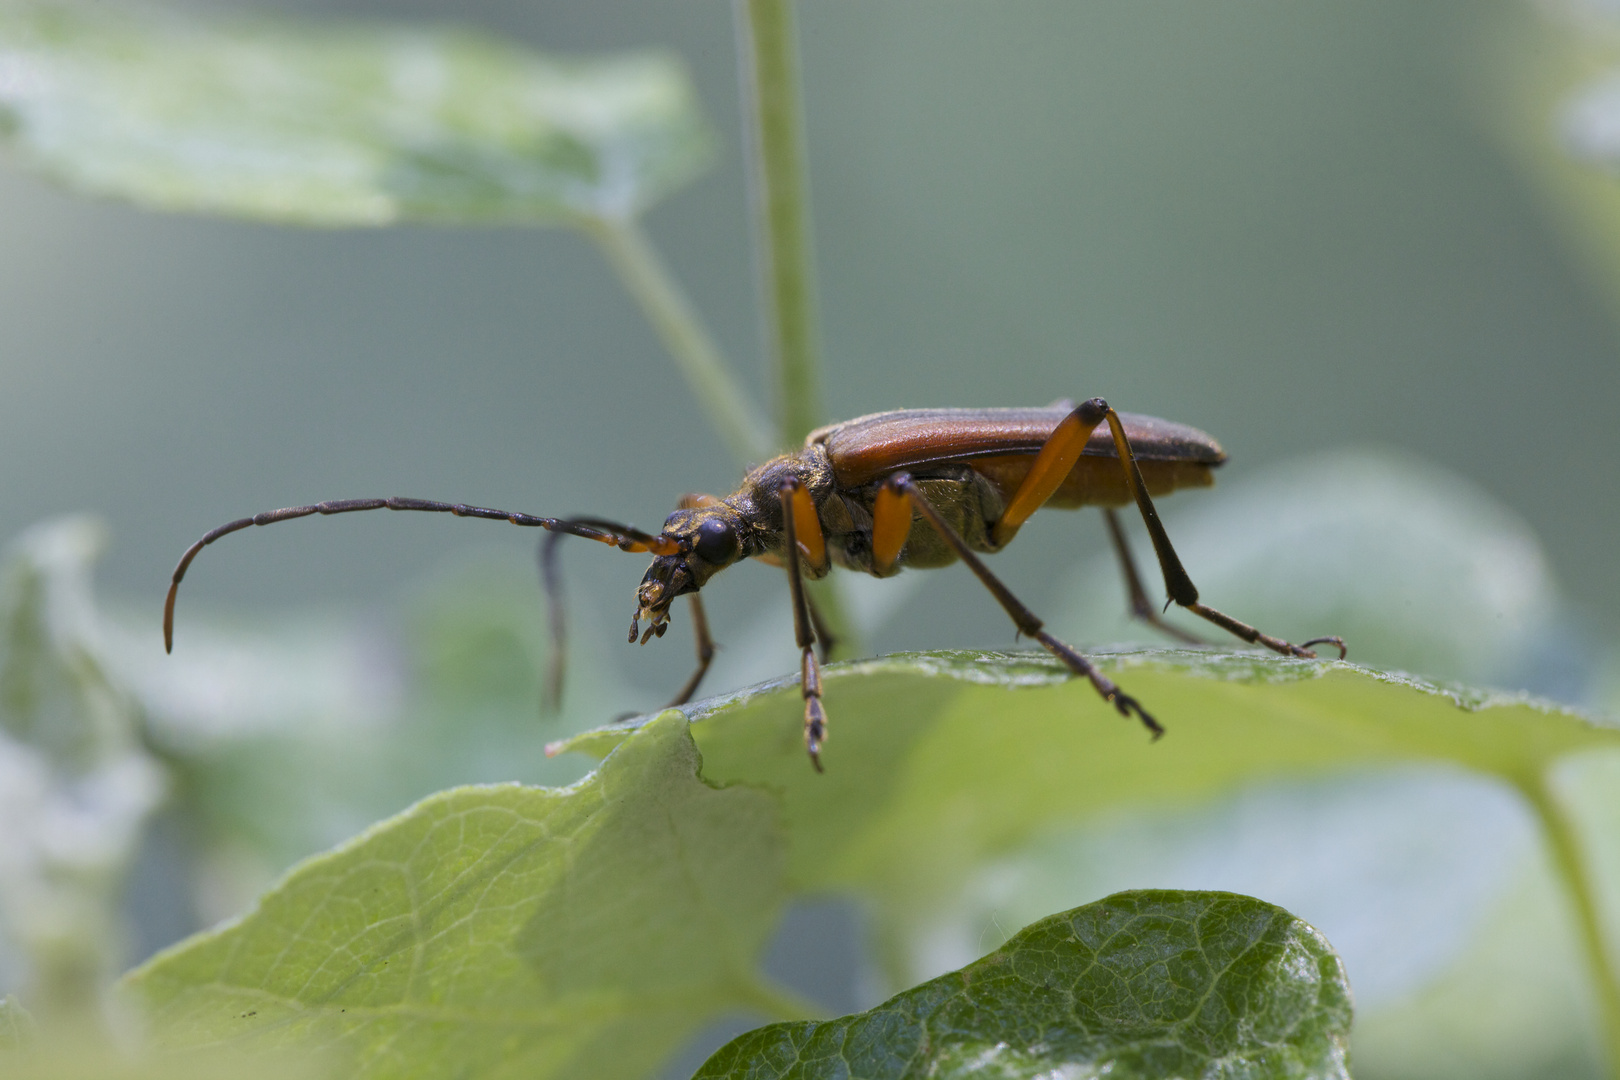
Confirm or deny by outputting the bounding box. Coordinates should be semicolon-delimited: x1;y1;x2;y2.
1053;449;1568;689
0;996;36;1050
0;516;165;1022
123;713;800;1080
0;3;711;225
555;650;1620;946
694;890;1352;1080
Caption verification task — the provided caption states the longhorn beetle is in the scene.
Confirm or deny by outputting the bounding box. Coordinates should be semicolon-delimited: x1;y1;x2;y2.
165;398;1344;771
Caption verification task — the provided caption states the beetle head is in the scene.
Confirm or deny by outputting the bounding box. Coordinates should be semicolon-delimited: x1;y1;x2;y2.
630;503;745;644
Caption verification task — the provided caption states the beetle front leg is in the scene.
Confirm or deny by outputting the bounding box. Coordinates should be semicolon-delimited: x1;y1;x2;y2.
780;477;829;771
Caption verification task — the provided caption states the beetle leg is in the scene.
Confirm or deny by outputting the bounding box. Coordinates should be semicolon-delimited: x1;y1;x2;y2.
780;478;828;771
891;474;1163;738
784;479;829;574
1098;403;1347;660
804;590;837;664
540;530;570;711
989;399;1110;548
547;522;716;712
871;477;914;575
1101;508;1204;645
664;593;717;707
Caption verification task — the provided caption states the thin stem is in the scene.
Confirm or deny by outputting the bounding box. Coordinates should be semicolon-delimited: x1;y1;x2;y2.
586;217;772;467
733;0;856;656
1518;770;1620;1078
734;0;823;449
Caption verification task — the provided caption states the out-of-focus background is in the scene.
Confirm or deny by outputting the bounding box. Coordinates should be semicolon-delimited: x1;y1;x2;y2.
3;1;1620;1077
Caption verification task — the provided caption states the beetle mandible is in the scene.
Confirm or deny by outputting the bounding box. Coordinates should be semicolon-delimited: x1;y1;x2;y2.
165;398;1344;771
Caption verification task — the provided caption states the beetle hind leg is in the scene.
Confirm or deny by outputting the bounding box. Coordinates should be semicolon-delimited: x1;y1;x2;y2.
1095;402;1345;660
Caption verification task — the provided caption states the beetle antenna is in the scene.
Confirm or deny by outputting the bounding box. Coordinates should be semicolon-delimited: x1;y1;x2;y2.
164;496;675;653
539;530;569;712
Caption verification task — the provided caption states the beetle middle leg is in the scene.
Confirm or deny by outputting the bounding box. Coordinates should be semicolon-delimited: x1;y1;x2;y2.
1101;507;1203;645
878;473;1162;737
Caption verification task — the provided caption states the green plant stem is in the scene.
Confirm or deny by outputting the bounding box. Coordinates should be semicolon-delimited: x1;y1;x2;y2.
733;0;858;656
1519;770;1620;1079
586;216;772;467
733;0;822;449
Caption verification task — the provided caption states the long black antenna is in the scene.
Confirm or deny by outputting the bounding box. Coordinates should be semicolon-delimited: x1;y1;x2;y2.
164;496;673;652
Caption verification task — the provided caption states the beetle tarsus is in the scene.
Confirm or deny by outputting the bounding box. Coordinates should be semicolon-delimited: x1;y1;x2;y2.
1111;691;1164;739
804;696;827;773
1301;636;1348;660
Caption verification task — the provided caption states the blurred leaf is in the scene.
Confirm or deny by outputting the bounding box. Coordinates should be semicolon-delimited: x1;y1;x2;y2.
0;995;36;1049
1054;449;1572;694
132;555;624;917
1351;854;1607;1080
695;890;1352;1080
1477;2;1620;329
0;517;164;1021
0;1035;330;1080
124;713;800;1080
555;650;1619;976
0;2;712;225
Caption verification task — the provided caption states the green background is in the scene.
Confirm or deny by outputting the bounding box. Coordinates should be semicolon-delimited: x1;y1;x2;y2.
1;0;1613;665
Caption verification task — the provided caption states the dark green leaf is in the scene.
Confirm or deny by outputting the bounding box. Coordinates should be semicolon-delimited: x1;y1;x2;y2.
694;890;1352;1080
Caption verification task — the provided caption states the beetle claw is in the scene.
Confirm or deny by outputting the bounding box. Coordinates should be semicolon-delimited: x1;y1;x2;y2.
1300;636;1348;660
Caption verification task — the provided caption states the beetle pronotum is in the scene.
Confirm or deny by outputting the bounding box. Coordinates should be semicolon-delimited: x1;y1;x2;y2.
166;398;1343;771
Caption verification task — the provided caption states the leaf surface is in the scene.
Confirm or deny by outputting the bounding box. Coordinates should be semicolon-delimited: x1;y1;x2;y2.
694;890;1352;1080
558;650;1619;920
0;996;34;1050
0;3;710;225
124;713;792;1080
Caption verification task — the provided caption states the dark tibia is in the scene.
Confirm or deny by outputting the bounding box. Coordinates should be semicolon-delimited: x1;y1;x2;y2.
1101;508;1203;645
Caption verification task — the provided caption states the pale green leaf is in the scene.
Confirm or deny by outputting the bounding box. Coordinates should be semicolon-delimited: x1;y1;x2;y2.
556;650;1619;923
123;713;796;1080
1054;450;1567;689
694;890;1352;1080
0;3;711;225
0;516;165;1022
0;995;35;1050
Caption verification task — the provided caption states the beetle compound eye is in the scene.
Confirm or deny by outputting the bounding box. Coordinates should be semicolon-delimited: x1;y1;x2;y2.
693;518;738;564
